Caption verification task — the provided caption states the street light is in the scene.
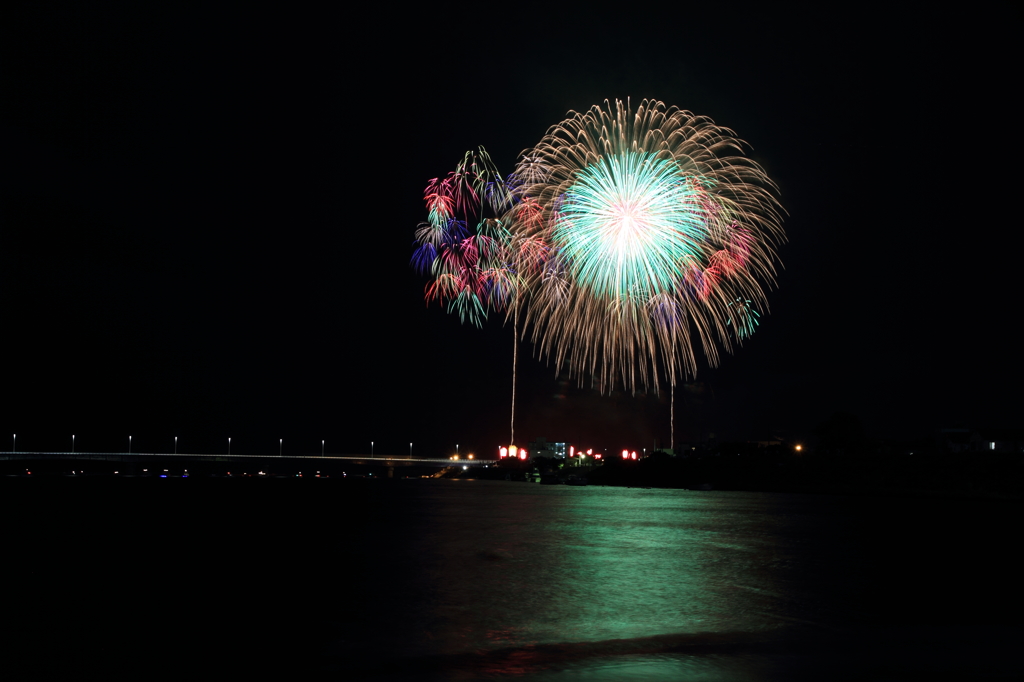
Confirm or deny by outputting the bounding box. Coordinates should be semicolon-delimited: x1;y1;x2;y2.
228;437;231;455
371;441;374;459
321;440;325;458
128;435;132;454
279;439;283;457
12;434;15;453
174;436;178;455
409;442;413;458
72;434;75;453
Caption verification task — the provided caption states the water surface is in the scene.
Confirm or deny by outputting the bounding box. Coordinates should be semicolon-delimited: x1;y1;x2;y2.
319;480;1020;679
6;478;1019;679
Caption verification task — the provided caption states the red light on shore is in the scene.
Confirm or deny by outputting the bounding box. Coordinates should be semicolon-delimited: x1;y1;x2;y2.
631;451;637;460
622;449;629;459
499;447;508;458
519;448;528;460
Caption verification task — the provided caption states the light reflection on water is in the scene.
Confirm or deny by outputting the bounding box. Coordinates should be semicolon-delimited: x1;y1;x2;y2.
324;480;1019;680
404;485;804;651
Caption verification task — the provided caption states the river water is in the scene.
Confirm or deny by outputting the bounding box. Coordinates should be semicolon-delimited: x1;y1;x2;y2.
5;477;1020;679
317;480;1020;680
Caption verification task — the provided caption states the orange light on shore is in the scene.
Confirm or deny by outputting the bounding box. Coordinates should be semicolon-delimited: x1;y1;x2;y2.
509;444;518;459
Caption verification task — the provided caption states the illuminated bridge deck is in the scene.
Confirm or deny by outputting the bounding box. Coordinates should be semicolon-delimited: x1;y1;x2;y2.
0;452;492;469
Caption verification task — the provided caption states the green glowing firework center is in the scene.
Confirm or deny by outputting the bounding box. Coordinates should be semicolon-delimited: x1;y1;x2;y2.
554;152;711;302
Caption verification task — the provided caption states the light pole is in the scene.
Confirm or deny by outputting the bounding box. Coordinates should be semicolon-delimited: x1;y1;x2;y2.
174;436;178;455
72;435;75;453
409;442;413;459
456;443;459;459
279;439;283;457
128;435;132;454
228;437;231;455
371;441;374;459
12;434;16;453
321;440;324;458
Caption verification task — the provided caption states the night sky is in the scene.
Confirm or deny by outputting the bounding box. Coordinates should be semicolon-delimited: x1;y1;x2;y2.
2;6;1016;459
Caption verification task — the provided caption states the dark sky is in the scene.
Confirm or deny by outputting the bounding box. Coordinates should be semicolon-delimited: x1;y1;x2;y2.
2;6;1016;458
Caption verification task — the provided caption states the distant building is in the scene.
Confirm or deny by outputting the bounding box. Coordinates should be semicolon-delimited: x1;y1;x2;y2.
980;429;1024;453
939;428;1024;454
528;437;567;459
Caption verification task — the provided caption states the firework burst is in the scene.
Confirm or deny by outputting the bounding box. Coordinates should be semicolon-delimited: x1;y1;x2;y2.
413;99;785;399
411;148;518;326
509;99;785;392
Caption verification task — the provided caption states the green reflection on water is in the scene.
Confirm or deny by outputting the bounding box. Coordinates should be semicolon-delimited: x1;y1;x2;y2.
401;482;804;656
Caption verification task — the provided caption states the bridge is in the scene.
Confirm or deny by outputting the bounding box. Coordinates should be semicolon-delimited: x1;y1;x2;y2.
0;451;490;464
0;451;493;476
